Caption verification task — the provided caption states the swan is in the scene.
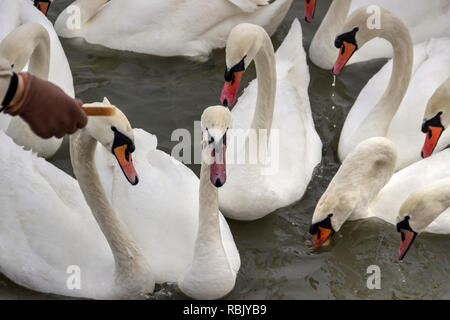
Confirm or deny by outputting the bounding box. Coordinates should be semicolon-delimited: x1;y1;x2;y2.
310;137;450;248
217;19;322;220
0;103;155;299
304;0;450;69
92;100;240;299
332;6;450;169
421;77;450;158
396;178;450;260
54;0;293;61
179;105;239;300
0;23;65;158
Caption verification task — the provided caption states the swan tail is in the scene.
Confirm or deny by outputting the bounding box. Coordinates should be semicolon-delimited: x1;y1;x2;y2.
276;18;310;89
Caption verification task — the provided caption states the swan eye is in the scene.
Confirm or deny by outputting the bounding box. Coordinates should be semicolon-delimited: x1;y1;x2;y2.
209;135;214;145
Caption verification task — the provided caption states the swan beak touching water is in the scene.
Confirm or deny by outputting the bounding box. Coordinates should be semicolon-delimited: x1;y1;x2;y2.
332;28;359;75
304;0;316;23
396;217;418;260
309;214;335;248
220;57;246;106
34;0;52;16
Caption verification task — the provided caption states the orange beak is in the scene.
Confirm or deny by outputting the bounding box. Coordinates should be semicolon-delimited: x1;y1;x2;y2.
398;229;417;260
220;71;243;107
210;144;227;187
312;226;334;248
421;126;443;158
304;0;316;23
113;144;139;185
35;1;51;16
332;41;357;75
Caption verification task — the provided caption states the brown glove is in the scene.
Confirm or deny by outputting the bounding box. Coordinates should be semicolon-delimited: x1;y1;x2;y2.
4;72;88;139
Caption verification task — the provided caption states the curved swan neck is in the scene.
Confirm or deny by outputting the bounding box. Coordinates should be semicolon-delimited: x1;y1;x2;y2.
401;179;450;232
70;130;148;280
361;11;414;135
251;32;277;140
314;139;397;230
197;162;221;242
315;0;352;48
0;23;50;79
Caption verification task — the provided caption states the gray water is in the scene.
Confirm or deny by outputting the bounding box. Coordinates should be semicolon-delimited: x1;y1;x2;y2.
0;0;448;300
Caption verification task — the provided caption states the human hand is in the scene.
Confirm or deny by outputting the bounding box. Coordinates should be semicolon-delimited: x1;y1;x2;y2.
4;72;88;139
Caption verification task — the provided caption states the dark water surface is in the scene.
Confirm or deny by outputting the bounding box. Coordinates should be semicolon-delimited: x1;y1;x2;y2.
0;0;448;299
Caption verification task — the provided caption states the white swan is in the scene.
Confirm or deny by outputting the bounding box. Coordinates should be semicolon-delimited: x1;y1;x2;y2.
333;6;450;169
421;77;450;158
305;0;450;69
179;106;239;300
0;103;154;299
93;100;240;299
217;19;322;220
396;178;450;260
0;23;65;158
310;137;450;248
54;0;293;61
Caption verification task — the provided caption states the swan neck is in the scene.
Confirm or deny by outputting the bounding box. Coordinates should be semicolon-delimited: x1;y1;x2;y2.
427;181;450;222
367;19;413;133
70;130;147;278
316;143;396;229
0;24;50;79
251;34;277;139
197;162;222;247
316;0;352;45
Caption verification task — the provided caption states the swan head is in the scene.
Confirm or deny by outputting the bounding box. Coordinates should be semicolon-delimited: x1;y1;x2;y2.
33;0;53;16
220;23;267;106
332;6;403;75
310;137;397;248
201;106;231;188
421;77;450;158
304;0;316;23
395;180;449;260
83;98;138;186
